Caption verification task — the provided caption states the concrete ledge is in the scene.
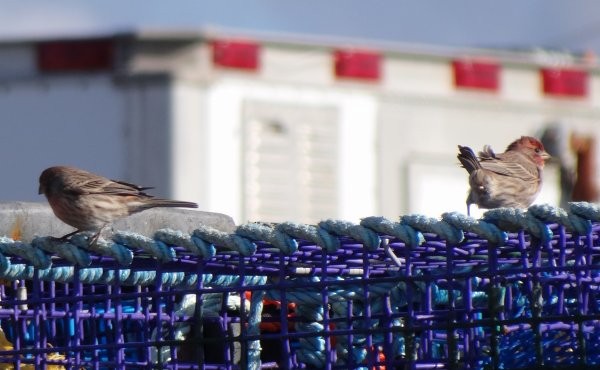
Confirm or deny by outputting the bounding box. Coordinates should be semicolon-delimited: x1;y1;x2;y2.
0;202;236;242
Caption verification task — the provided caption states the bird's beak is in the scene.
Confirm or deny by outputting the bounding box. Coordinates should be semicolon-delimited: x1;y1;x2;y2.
541;151;551;161
38;184;43;195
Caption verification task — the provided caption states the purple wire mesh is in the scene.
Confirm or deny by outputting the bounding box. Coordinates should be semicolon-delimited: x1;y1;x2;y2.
0;218;598;369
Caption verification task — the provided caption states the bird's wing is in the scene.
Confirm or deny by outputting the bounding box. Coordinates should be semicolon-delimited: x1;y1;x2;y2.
479;153;538;181
98;180;154;196
66;175;151;196
60;177;103;195
111;180;154;193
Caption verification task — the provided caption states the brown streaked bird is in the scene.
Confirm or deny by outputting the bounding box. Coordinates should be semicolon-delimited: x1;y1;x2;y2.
38;166;198;244
457;136;551;216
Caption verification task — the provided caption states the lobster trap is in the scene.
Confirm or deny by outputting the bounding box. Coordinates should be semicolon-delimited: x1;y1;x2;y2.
0;203;600;369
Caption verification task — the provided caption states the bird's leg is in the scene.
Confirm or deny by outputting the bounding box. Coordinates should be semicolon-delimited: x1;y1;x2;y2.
466;203;471;216
88;225;107;246
51;229;82;242
88;233;101;246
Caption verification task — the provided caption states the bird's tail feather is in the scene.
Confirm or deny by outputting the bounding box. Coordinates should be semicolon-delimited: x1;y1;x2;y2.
457;145;482;174
145;199;198;209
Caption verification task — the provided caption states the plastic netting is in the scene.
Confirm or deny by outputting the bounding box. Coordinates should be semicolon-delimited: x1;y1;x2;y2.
0;207;599;369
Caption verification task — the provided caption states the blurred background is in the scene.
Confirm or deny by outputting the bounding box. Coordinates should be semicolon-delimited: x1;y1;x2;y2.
2;0;600;223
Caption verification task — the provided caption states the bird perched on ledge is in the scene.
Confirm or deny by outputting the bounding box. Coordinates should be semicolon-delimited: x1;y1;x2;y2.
457;136;551;216
38;166;198;244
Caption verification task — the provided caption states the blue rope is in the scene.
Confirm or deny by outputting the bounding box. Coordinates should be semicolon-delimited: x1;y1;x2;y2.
0;203;597;272
275;222;340;252
236;223;298;254
0;263;33;280
69;233;134;266
0;206;593;287
112;231;176;263
0;203;596;281
295;303;327;367
154;228;215;259
0;261;266;289
360;216;424;247
77;267;108;283
248;287;267;370
31;237;92;267
0;237;51;269
528;204;591;235
569;201;600;221
193;225;256;256
0;250;12;275
441;212;508;245
482;207;553;243
331;300;368;367
264;278;397;307
318;219;381;251
189;235;218;258
401;214;464;245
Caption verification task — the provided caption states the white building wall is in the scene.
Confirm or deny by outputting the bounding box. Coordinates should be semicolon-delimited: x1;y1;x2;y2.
591;73;600;106
384;57;453;96
169;79;207;207
204;78;376;224
0;33;599;224
262;45;333;85
501;65;543;102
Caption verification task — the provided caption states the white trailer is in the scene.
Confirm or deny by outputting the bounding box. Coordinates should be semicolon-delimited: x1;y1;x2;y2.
0;30;598;223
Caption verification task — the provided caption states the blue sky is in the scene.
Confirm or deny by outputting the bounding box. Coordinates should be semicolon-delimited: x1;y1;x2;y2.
2;1;600;53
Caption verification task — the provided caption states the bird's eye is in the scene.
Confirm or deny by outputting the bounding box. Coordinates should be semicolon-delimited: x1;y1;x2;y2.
534;148;541;153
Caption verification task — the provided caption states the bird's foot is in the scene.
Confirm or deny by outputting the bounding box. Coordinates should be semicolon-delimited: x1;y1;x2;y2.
55;230;82;242
88;232;101;247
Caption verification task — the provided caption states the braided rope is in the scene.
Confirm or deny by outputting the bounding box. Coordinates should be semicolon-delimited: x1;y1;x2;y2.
0;203;594;282
236;222;298;254
401;214;464;245
482;208;553;243
248;287;267;370
295;303;327;367
360;216;424;247
441;212;507;245
275;222;340;252
0;237;50;269
569;201;600;221
528;204;591;235
154;228;215;259
0;263;31;280
69;233;134;265
31;237;92;267
112;232;176;263
193;224;256;256
0;250;12;275
331;300;368;366
318;219;381;251
265;279;397;307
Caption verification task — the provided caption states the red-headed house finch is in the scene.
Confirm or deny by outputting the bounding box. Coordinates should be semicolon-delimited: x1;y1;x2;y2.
457;136;551;216
38;166;198;244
